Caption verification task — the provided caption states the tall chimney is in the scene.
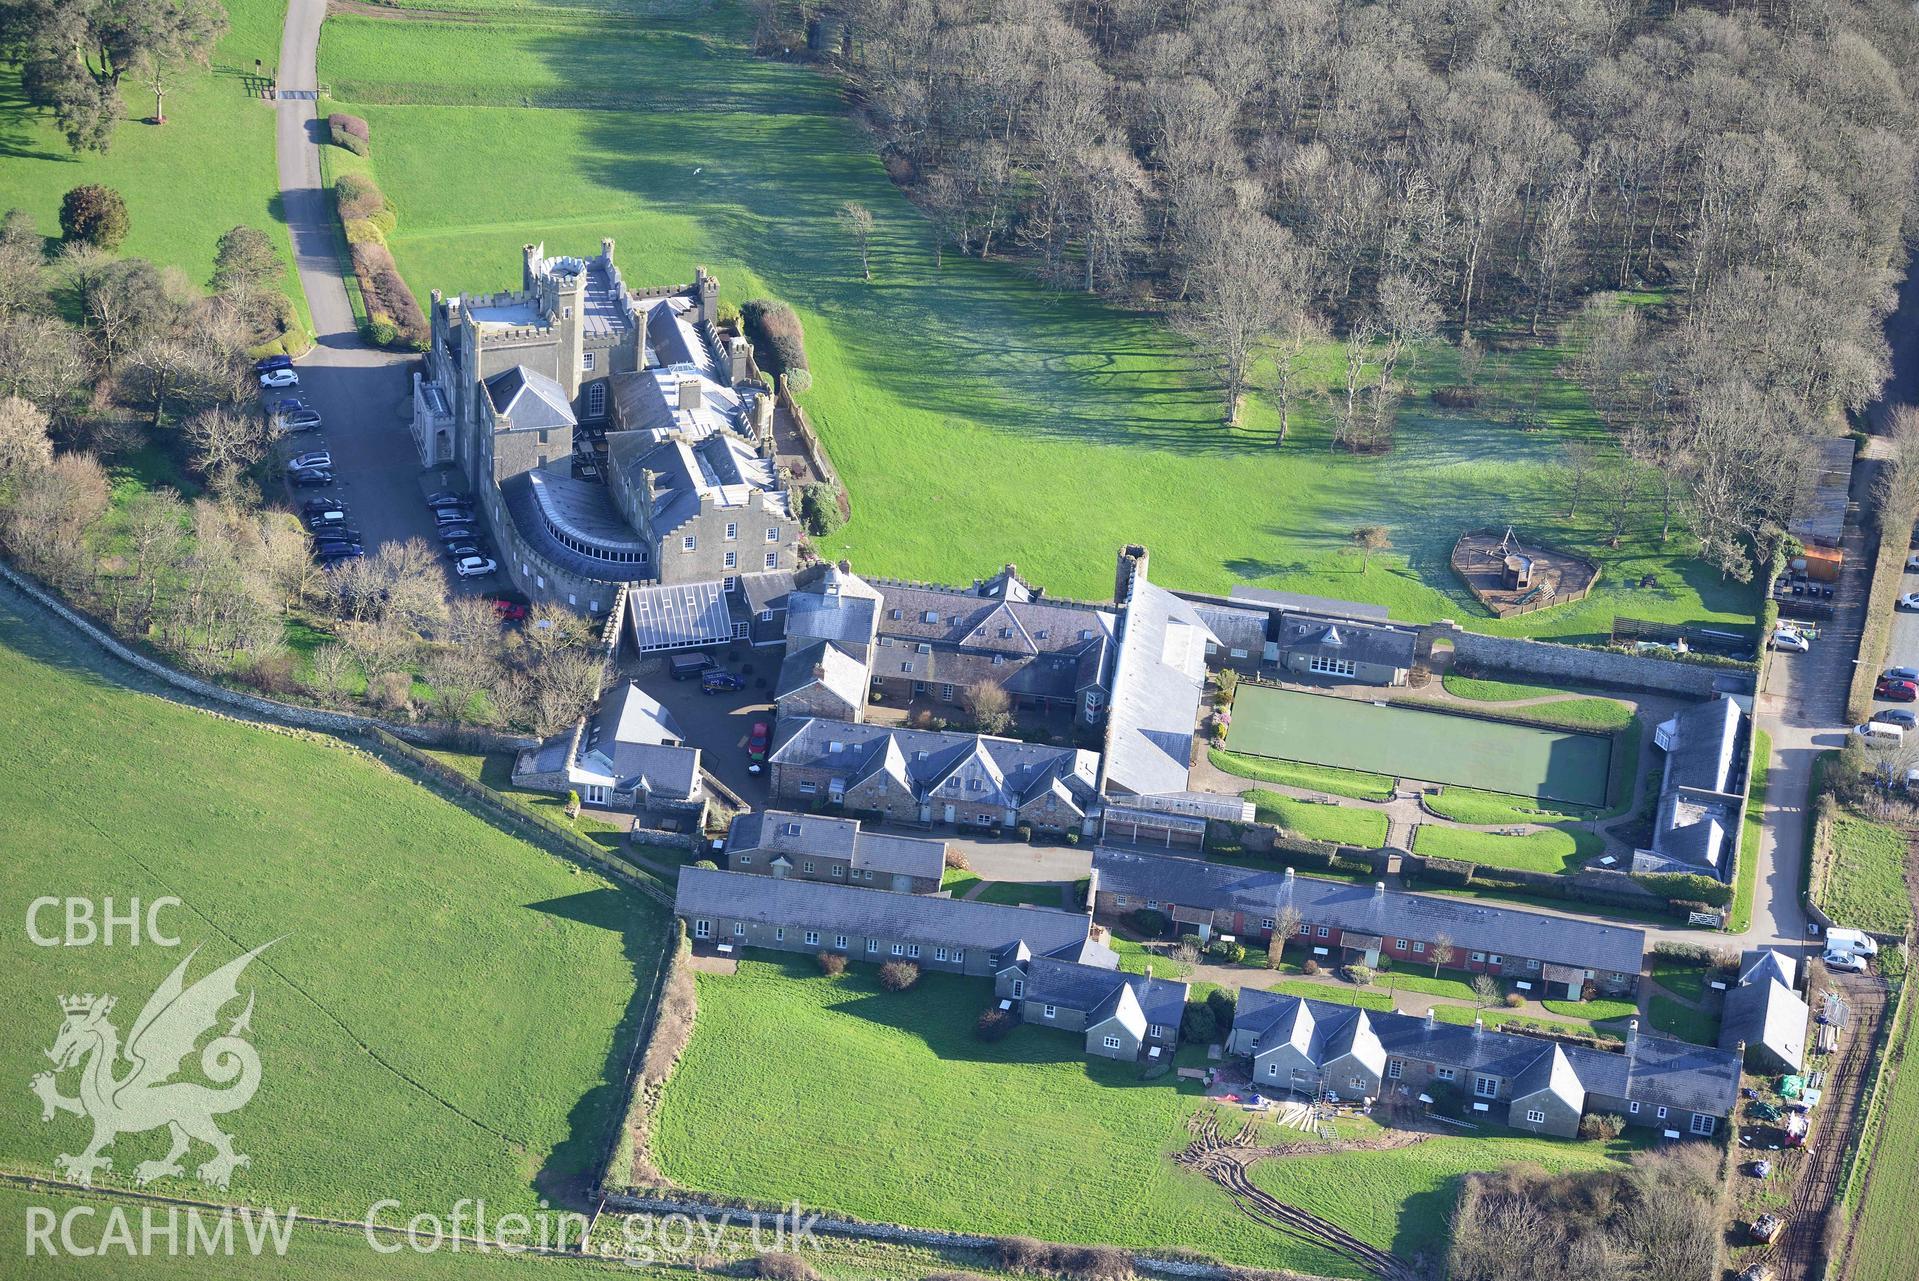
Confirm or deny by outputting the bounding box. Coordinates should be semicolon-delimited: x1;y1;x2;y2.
1626;1017;1639;1055
1283;867;1296;882
1473;1016;1484;1036
1373;880;1386;899
1424;1008;1435;1031
679;378;702;412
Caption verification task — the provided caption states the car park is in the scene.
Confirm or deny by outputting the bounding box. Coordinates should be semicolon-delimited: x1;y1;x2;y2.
259;367;299;389
701;669;746;694
453;556;497;579
1770;629;1810;653
1870;708;1917;729
1874;676;1917;701
287;450;332;471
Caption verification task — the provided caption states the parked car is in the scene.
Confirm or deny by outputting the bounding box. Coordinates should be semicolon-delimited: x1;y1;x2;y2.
290;470;335;488
746;721;770;771
311;540;363;556
1875;676;1918;702
442;542;486;561
1826;927;1880;957
1823;951;1868;974
286;450;332;471
254;354;293;374
1886;667;1919;684
432;507;473;526
1870;708;1917;729
1907;551;1919;571
302;497;346;515
670;652;713;681
315;546;365;563
701;669;746;694
259;367;299;389
424;491;467;506
453;556;497;579
491;599;528;622
1855;721;1905;746
1898;593;1919;611
1770;629;1810;653
436;527;477;544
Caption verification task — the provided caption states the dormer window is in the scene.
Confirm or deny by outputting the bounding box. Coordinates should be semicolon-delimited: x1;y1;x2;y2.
923;611;939;624
1079;629;1092;640
999;628;1012;638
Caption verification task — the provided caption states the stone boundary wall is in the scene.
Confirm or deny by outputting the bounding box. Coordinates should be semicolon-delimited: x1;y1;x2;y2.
777;375;850;520
1440;626;1753;697
0;558;533;753
597;1191;1320;1281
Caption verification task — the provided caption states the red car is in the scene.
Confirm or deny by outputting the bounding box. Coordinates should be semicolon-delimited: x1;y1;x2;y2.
746;721;770;772
491;599;528;622
1875;677;1918;702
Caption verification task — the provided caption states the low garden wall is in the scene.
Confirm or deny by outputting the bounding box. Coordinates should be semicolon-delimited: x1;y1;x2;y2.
1444;628;1751;697
1206;819;1392;876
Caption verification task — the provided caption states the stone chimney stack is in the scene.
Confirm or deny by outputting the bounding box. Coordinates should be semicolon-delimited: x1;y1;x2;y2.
522;242;541;291
1283;867;1296;883
678;378;702;412
1424;1008;1436;1031
1627;1018;1640;1055
1114;544;1150;605
1473;1016;1484;1036
1373;880;1386;900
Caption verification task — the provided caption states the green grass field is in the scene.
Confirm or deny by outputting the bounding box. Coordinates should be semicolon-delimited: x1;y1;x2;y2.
1207;748;1396;801
973;881;1068;908
1411;824;1603;875
1848;983;1919;1281
1820;813;1914;936
0;589;665;1222
1648;996;1719;1046
1730;728;1771;933
1245;789;1390;847
310;0;1757;640
1421;786;1596;826
0;0;309;335
1230;685;1612;807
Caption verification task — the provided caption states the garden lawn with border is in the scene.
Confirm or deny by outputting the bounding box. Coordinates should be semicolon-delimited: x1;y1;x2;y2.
653;956;1365;1276
1648;996;1719;1046
1441;675;1573;702
426;748;630;851
1372;969;1481;1002
1650;959;1709;1004
1545;998;1638;1022
1417;689;1634;733
940;868;981;897
1411;824;1602;875
1209;748;1395;801
1427;1004;1624;1041
1422;786;1596;827
0;0;310;336
0;592;664;1220
312;0;1756;641
1246;789;1390;848
1820;813;1914;936
974;880;1067;908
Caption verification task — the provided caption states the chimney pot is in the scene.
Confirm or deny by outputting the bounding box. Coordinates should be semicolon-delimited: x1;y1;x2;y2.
1283;867;1296;881
1373;880;1385;894
1424;1008;1435;1030
1473;1016;1484;1034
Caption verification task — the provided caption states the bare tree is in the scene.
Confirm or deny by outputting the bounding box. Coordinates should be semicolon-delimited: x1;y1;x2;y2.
0;394;54;485
1430;933;1455;977
1174;209;1299;426
837;201;875;281
960;679;1012;735
117;486;188;626
1350;525;1392;572
1269;905;1302;967
339;617;416;686
444;595;503;648
183;406;267;496
1471;972;1501;1010
1555;440;1598;520
308;642;357;703
423;645;496;723
370;537;448;633
532;649;606;736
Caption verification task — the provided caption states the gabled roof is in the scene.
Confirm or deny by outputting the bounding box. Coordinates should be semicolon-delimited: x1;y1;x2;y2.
1092;849;1646;977
1739;949;1796;989
1016;956;1187;1033
1100;574;1213;799
770;718;1099;810
1272;615;1418;670
786;565;883;649
1510;1043;1583;1112
485;365;576;431
727;810;946;882
776;640;869;708
675;867;1095;955
565;683;700;799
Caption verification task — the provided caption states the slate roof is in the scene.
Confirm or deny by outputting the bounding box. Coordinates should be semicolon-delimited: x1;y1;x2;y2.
1101;576;1213;798
732;570;795;617
1272;616;1418;671
1232;990;1738;1118
675;867;1096;956
775;640;869;708
1092;849;1646;977
1192;602;1268;656
727;810;947;882
1645;697;1744;877
868;580;1115;702
485;365;577;431
565;683;700;799
608;367;753;443
607;430;789;540
1225;588;1391;621
1721;949;1808;1070
1017;956;1188;1035
1740;949;1796;989
1657;698;1741;796
645;296;718;379
786;565;883;649
772;717;1099;812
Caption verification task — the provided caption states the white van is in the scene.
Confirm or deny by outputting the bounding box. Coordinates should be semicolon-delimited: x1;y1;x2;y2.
1826;927;1880;957
1854;721;1905;746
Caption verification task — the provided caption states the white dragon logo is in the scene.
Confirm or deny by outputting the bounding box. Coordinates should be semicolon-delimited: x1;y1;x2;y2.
30;941;274;1190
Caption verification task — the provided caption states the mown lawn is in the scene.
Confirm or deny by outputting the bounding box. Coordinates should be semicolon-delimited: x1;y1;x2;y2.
1424;686;1635;732
1411;823;1602;875
1441;675;1572;702
0;592;665;1220
974;880;1067;908
1650;958;1709;1004
0;0;309;334
1421;786;1596;826
1545;998;1639;1022
1648;996;1720;1046
1847;979;1919;1281
657;957;1373;1275
1245;789;1390;848
426;748;630;851
1730;728;1771;933
1820;813;1914;936
939;867;981;897
1209;748;1395;801
314;0;1757;641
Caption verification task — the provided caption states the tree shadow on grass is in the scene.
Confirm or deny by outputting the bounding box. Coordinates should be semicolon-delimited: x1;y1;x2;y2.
527;886;673;1208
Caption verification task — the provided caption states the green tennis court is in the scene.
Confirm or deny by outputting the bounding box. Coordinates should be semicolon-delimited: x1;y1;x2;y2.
1227;685;1613;807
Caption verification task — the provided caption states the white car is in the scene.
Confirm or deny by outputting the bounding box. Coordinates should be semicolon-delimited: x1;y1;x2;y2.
1907;551;1919;571
1771;629;1810;653
259;367;299;389
1900;593;1919;611
453;556;497;579
286;450;332;471
1824;950;1869;974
